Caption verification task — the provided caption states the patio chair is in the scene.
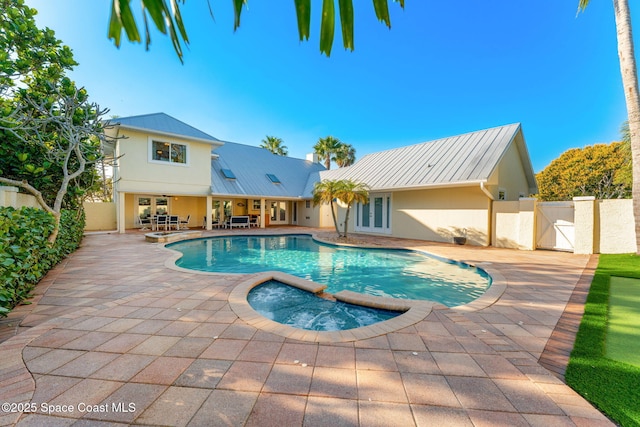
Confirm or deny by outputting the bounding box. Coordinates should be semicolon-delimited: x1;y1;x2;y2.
250;215;260;227
168;215;180;230
138;215;152;230
179;214;191;229
155;215;168;231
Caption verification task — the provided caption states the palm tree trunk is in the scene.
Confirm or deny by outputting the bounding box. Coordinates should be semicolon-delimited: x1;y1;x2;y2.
343;205;351;238
613;0;640;253
329;201;341;236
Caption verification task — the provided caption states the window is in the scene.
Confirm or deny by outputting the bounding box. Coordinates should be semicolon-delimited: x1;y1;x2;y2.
252;200;261;210
221;169;236;179
151;139;187;164
266;173;281;183
498;189;506;200
305;200;311;209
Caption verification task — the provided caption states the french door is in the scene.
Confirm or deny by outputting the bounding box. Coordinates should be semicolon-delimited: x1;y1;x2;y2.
269;201;288;225
355;193;391;234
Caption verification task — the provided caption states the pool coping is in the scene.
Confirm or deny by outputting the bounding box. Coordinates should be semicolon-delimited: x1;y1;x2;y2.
160;232;507;340
228;271;436;343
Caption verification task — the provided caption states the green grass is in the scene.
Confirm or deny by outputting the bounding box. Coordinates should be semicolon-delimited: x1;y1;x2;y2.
607;276;640;367
565;254;640;427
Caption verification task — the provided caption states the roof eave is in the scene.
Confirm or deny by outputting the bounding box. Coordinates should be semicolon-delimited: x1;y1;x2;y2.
369;180;488;193
112;123;224;147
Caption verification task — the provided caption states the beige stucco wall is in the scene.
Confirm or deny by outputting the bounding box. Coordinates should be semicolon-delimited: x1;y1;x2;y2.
390;187;491;245
492;198;536;250
84;202;117;231
0;186;40;209
491;141;531;200
598;199;635;254
114;129;214;196
297;201;333;228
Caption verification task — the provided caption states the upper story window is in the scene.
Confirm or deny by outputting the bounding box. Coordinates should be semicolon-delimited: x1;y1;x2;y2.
150;139;188;165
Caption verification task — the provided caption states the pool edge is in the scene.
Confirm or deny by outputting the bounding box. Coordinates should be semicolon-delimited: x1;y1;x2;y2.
228;271;436;343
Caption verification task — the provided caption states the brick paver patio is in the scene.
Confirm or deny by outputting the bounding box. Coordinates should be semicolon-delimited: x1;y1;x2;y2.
0;227;613;426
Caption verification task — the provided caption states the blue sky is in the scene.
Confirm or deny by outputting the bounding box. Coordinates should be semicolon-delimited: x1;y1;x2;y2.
25;0;634;172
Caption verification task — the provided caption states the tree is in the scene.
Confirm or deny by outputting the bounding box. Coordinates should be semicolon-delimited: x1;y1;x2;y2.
314;136;344;170
260;135;288;156
107;0;405;61
334;143;356;167
312;179;342;235
334;179;369;238
579;0;640;253
0;81;112;243
536;142;631;201
312;178;369;238
0;0;112;243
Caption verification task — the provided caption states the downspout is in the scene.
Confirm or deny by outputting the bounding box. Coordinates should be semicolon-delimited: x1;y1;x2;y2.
480;182;494;246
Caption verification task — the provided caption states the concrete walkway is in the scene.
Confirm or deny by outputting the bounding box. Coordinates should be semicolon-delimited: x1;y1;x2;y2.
0;228;613;426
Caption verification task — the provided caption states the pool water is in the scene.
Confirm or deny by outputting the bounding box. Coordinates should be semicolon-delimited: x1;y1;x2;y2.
248;280;401;331
168;234;491;307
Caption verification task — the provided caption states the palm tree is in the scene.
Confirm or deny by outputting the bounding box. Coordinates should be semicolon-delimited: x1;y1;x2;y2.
334;143;356;168
108;1;405;61
335;180;369;238
260;135;288;156
580;0;640;253
314;136;343;170
312;179;342;235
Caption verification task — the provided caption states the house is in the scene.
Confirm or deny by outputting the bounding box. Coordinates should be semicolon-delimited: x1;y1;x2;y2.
318;123;538;245
106;113;326;232
105;113;537;246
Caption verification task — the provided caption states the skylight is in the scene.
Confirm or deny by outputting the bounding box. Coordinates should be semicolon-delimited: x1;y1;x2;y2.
221;168;236;179
266;173;281;183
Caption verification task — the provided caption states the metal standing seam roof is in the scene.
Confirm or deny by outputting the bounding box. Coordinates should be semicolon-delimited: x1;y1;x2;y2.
316;123;537;193
109;113;222;144
211;141;326;199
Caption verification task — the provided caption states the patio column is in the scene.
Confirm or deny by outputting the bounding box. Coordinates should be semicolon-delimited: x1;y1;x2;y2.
573;196;596;254
260;198;266;228
206;196;212;230
117;191;126;234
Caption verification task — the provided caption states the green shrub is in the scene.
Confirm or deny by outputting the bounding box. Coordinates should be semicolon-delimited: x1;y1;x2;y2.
0;206;85;316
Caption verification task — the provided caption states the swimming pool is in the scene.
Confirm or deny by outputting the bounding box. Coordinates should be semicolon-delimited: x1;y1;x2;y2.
168;234;491;307
248;280;401;331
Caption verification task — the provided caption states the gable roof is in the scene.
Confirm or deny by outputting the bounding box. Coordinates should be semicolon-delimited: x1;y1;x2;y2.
211;142;326;199
316;123;537;194
110;113;222;145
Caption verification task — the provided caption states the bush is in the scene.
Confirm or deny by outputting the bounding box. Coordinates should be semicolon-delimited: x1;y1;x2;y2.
0;206;85;316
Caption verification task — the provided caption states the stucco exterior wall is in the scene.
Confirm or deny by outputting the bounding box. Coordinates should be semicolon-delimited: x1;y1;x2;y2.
84;202;117;231
390;187;491;245
115;129;213;195
0;187;40;209
492;142;531;200
598;199;635;254
492;198;536;250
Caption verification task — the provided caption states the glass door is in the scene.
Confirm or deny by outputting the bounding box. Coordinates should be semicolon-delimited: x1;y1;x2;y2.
269;201;288;225
356;193;391;234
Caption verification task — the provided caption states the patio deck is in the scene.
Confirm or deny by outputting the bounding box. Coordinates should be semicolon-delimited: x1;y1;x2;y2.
0;227;613;426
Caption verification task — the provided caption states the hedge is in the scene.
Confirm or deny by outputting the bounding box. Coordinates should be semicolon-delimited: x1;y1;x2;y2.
0;206;85;316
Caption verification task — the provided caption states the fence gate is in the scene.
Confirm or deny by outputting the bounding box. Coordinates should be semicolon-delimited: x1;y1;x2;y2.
536;201;575;252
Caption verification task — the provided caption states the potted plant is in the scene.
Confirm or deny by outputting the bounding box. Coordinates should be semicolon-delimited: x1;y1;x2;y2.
453;228;467;245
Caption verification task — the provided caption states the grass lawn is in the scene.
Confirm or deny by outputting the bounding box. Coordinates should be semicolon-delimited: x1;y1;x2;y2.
607;276;640;367
566;254;640;427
